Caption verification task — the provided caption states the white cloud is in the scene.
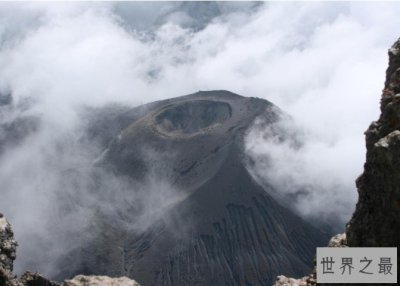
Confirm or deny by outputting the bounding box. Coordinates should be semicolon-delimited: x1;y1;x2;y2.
0;1;399;276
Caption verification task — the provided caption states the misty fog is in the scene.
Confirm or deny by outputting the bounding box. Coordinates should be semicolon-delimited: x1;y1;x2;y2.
0;1;399;277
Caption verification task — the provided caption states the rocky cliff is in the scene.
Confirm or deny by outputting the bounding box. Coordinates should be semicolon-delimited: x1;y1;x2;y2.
346;38;400;248
0;212;17;285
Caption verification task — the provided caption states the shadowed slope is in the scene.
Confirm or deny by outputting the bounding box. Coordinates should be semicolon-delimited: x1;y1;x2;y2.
56;91;330;286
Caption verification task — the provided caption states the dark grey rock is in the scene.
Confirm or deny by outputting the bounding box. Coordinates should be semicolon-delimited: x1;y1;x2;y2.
347;38;400;248
0;214;17;273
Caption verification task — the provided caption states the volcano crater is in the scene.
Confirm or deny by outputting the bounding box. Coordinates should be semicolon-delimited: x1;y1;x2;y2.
154;100;232;135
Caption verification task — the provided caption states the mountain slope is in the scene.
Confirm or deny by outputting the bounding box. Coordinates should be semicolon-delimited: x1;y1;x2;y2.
55;91;329;286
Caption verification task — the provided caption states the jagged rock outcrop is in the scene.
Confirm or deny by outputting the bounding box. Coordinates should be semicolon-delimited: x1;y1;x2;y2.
0;213;16;273
327;233;347;248
0;213;17;286
346;38;400;248
0;213;140;286
1;213;66;286
62;275;140;286
18;272;60;286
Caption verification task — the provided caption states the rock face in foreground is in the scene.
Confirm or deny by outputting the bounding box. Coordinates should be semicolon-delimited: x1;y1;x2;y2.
0;213;140;286
62;275;140;286
347;38;400;247
0;213;16;286
0;213;17;274
1;213;58;286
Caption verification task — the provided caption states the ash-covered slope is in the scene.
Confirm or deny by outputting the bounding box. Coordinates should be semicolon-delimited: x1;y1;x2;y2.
56;91;329;286
0;92;39;156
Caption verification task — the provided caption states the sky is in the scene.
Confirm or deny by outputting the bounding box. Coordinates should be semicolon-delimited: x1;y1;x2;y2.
0;1;399;276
